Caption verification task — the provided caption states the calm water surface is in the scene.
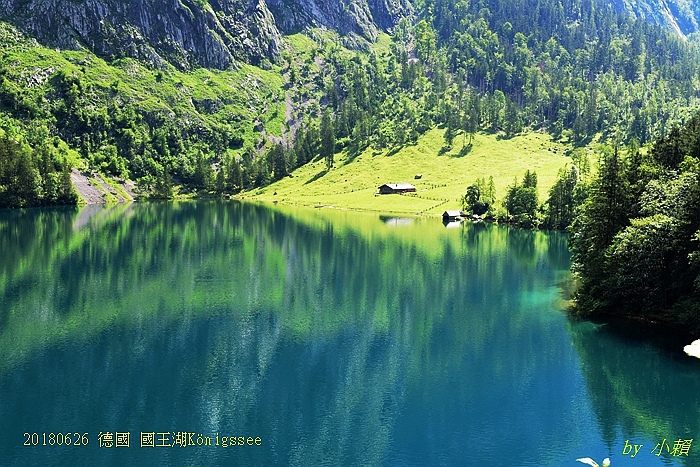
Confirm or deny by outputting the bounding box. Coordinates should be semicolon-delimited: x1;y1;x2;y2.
1;201;699;466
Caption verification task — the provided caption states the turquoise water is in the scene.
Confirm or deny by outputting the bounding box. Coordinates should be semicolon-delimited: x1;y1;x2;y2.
1;201;698;466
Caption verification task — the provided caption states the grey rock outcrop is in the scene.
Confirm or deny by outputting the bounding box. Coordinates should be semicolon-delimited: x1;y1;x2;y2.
0;0;282;69
608;0;700;37
267;0;411;41
0;0;412;70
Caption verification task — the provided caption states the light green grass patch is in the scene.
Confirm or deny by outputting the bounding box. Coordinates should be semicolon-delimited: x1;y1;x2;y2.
286;33;318;55
252;128;572;215
102;177;132;202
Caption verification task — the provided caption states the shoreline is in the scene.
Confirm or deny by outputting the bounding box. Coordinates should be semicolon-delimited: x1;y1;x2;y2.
568;299;700;341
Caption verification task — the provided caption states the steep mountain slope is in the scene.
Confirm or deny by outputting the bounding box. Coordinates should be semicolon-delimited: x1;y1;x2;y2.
0;0;282;69
0;0;411;70
609;0;700;37
2;0;700;209
0;0;695;71
267;0;412;40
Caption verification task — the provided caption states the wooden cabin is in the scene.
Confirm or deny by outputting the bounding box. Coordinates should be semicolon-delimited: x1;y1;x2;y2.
442;210;464;221
378;183;417;194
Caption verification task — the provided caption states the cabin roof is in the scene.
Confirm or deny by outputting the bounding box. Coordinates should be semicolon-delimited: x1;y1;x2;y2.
380;183;416;190
443;210;463;217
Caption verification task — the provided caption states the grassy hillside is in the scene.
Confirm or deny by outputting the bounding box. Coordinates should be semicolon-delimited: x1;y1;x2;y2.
248;128;574;215
0;21;286;143
0;21;293;207
4;15;679;212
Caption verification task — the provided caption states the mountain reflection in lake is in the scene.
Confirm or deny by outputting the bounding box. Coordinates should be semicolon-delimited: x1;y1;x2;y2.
0;201;698;466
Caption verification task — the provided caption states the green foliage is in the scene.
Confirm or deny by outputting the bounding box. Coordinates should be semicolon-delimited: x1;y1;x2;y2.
416;0;700;143
651;113;700;169
570;113;700;333
0;123;78;208
269;143;289;181
570;145;631;298
320;110;335;169
543;164;585;229
3;0;700;206
570;148;591;181
604;214;682;311
462;176;494;215
504;170;539;226
0;22;290;202
522;169;537;189
193;150;214;191
414;20;437;63
154;166;174;199
463;184;481;212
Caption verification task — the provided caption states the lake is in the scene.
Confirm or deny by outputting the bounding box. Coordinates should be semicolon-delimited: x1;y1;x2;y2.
1;201;699;466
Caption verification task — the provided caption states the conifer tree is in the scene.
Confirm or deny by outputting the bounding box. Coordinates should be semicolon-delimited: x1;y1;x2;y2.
320;110;335;169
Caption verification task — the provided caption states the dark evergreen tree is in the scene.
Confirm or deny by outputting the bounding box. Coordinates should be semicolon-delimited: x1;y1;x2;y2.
320;110;335;169
269;143;288;181
544;164;581;229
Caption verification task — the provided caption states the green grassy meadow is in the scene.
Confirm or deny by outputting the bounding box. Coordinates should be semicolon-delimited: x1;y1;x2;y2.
249;128;573;215
0;22;287;149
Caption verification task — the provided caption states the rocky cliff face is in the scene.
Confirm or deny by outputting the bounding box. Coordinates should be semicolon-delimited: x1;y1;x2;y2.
0;0;282;69
0;0;412;70
267;0;412;42
608;0;700;37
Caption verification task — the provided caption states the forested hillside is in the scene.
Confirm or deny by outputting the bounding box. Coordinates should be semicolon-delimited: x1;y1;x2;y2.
570;113;700;333
1;0;700;208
